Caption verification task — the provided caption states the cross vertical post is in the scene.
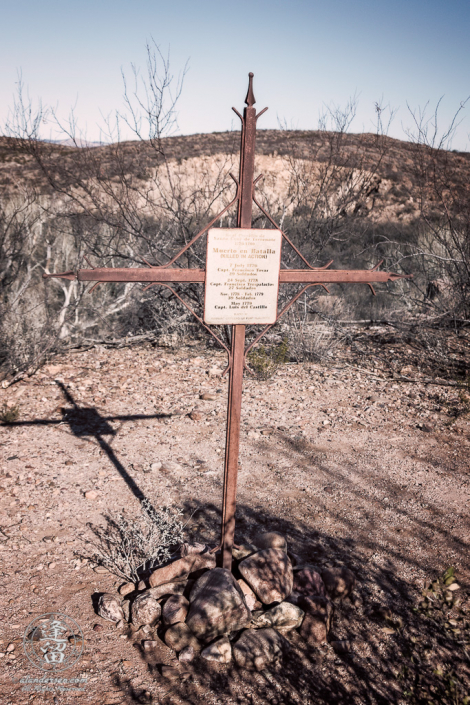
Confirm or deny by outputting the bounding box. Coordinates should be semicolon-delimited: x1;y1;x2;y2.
220;73;257;569
43;73;412;574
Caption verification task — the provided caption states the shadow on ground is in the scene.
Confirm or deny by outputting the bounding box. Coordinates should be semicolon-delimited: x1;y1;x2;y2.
110;499;469;705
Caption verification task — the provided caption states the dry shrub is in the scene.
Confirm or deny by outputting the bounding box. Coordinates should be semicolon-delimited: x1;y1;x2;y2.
0;402;20;424
247;337;289;380
84;499;185;583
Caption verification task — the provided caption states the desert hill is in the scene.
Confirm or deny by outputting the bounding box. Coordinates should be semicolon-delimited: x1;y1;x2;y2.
1;130;469;203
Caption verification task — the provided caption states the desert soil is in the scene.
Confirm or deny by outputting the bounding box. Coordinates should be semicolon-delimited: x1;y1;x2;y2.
0;335;469;705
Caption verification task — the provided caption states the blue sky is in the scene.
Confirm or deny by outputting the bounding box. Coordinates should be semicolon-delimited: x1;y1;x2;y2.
1;0;469;149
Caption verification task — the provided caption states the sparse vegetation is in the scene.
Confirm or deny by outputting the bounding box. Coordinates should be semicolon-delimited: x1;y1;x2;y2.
247;337;289;380
397;567;470;705
0;402;19;424
1;49;469;387
84;499;185;583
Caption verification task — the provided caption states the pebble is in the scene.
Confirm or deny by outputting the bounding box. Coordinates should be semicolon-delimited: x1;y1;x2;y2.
186;568;252;642
84;490;99;500
293;567;326;597
239;549;293;605
131;593;161;627
201;636;232;663
233;628;289;671
93;624;104;632
164;623;201;653
149;553;215;589
6;643;15;652
299;596;333;646
119;582;135;597
161;461;183;472
97;594;125;623
253;532;287;552
200;393;217;401
162;594;189;626
150;462;162;472
148;581;187;600
320;567;356;600
232;544;257;561
237;578;257;610
149;557;192;587
180;542;207;557
161;665;182;681
189;411;204;421
178;645;195;663
251;601;304;630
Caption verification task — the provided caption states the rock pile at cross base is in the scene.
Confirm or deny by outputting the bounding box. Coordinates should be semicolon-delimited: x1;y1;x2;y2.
97;532;356;675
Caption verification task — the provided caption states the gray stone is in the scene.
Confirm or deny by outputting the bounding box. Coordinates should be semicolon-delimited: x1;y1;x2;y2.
148;581;186;600
149;553;216;588
164;623;201;653
186;568;251;642
233;628;289;671
232;544;257;561
162;594;189;626
122;600;130;623
254;532;287;552
97;594;125;623
298;596;333;646
251;602;304;631
180;542;207;557
131;592;161;627
237;579;257;611
161;665;181;680
149;557;193;587
161;461;183;472
201;636;232;664
178;645;195;663
239;549;293;605
293;568;326;597
320;567;356;599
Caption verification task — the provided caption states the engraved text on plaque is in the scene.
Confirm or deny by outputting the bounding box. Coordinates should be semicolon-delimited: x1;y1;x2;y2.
204;228;282;324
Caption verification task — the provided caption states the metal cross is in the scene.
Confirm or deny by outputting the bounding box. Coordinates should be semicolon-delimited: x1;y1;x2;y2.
45;74;411;570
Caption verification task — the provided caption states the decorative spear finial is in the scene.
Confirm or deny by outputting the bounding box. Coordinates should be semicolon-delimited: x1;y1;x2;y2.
245;72;256;107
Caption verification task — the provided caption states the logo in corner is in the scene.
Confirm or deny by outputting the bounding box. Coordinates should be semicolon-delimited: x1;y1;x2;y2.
23;613;84;671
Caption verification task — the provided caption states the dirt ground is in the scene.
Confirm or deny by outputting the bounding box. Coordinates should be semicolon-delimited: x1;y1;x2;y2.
0;333;469;705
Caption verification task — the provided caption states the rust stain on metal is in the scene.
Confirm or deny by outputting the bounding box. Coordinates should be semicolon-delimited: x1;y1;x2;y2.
44;73;412;572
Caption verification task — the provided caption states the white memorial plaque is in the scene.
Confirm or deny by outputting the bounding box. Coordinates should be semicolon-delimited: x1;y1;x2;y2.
204;228;282;324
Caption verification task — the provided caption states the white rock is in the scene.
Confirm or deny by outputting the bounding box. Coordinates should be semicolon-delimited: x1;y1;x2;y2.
98;594;125;623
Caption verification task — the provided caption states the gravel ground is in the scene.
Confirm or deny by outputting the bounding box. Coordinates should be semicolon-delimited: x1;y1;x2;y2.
0;338;469;705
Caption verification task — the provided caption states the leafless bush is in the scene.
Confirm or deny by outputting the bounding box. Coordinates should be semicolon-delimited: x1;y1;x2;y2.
85;499;184;583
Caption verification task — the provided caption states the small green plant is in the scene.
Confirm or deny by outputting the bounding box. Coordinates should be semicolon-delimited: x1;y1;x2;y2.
247;337;289;380
0;403;19;424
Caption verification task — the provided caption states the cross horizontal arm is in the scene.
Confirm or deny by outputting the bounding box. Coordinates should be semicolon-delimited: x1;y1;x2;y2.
44;267;412;285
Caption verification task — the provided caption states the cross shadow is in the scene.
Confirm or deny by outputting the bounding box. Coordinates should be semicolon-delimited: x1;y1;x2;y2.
5;381;175;505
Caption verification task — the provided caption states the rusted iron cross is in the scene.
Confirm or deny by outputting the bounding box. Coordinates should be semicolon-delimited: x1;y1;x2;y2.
45;74;410;571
